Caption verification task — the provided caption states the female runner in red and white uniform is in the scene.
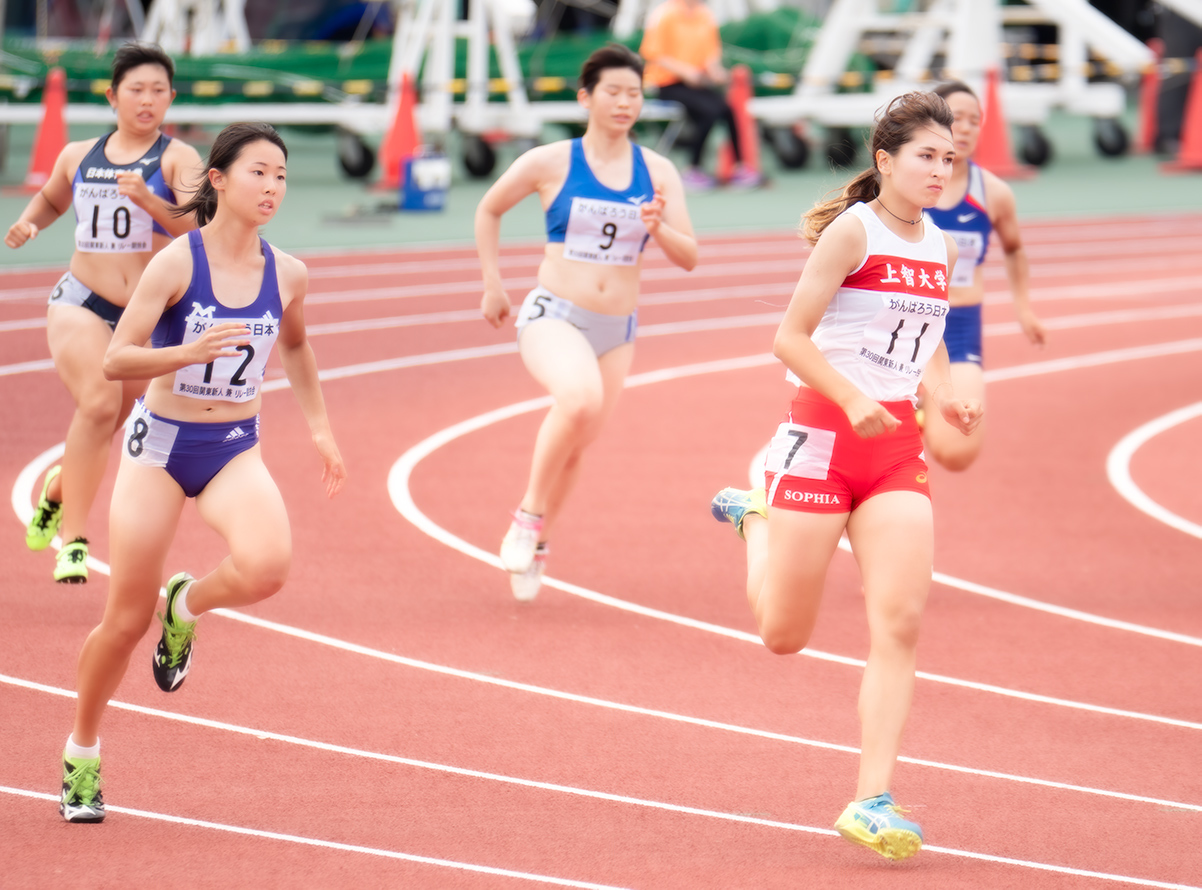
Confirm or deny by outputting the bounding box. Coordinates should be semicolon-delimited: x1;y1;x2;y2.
921;80;1046;471
711;91;982;861
476;44;697;601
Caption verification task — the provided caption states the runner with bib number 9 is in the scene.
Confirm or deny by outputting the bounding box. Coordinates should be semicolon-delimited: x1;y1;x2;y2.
475;44;698;602
5;43;203;583
710;92;982;861
56;123;346;824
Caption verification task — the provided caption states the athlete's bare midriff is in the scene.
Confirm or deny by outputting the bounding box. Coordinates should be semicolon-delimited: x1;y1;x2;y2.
69;232;173;305
946;271;985;309
536;245;641;316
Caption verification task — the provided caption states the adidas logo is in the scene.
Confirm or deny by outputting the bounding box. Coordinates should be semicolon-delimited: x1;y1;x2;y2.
224;427;248;441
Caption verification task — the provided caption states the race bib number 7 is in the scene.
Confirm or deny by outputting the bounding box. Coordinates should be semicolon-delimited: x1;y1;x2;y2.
563;197;647;266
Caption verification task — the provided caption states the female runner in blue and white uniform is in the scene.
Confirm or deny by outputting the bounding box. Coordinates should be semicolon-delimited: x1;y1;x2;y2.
921;80;1046;471
5;43;203;582
56;123;346;823
476;44;698;601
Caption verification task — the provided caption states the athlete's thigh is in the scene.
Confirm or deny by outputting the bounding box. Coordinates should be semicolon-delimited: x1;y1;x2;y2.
519;319;604;400
845;490;933;629
194;445;291;553
594;342;635;416
758;507;848;631
46;304;118;403
106;458;187;618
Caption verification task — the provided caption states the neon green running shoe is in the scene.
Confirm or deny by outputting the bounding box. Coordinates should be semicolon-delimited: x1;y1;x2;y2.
153;572;198;692
26;465;62;551
834;791;923;861
60;753;105;823
710;487;767;541
53;537;88;584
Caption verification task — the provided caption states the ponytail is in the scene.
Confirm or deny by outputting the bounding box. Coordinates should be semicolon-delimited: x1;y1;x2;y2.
800;168;878;245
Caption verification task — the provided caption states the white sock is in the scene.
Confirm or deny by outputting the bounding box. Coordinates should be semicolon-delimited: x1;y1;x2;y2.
172;579;198;622
65;735;99;759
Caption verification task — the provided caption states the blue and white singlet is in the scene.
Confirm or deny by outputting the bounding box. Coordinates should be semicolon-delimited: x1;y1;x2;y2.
926;161;991;288
544;139;654;266
152;229;283;402
72;132;175;253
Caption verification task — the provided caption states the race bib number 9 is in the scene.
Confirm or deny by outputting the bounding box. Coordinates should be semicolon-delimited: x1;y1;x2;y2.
73;180;154;253
172;304;277;402
948;231;983;287
563;197;647;266
857;294;948;380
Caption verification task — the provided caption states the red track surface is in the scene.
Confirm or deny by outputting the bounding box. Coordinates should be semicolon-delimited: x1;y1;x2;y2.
2;215;1201;889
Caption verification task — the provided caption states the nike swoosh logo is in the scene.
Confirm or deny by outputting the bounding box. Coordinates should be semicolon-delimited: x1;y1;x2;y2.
957;212;977;223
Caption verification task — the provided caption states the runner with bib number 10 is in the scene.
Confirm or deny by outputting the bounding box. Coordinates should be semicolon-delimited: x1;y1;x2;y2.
475;44;698;602
710;91;982;862
5;43;203;584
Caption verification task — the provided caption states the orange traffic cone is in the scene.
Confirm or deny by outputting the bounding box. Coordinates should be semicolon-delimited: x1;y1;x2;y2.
377;73;420;190
1135;38;1163;154
974;67;1034;180
717;64;761;184
1162;50;1202;172
25;67;68;192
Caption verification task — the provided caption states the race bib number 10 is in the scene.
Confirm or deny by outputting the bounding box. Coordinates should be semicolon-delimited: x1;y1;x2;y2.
563;197;646;266
73;181;153;253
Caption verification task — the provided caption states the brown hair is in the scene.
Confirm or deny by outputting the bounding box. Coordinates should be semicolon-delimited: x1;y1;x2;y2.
933;80;978;104
800;91;954;244
173;123;288;226
579;44;644;93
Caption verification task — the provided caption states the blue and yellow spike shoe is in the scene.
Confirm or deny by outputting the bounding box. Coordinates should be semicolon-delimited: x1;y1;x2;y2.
53;537;89;584
834;791;923;861
60;753;105;823
152;573;198;692
27;465;63;551
710;487;768;541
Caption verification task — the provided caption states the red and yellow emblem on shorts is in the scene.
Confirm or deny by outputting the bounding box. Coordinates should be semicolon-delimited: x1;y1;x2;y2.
915;473;927;484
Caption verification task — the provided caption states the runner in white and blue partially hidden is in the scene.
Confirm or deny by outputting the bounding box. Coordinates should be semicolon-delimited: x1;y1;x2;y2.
922;80;1047;471
475;44;698;602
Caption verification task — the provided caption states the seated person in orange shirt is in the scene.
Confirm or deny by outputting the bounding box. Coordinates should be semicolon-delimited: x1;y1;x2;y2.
640;0;761;189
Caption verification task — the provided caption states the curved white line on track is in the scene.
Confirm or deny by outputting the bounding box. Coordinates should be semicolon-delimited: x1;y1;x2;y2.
1107;401;1202;540
385;356;1202;726
0;787;628;889
4;678;1199;889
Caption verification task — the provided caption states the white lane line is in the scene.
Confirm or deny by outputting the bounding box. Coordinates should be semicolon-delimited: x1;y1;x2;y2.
1107;402;1202;540
384;355;1202;729
7;659;1200;813
0;787;629;889
4;686;1199;890
0;358;55;376
983;339;1202;382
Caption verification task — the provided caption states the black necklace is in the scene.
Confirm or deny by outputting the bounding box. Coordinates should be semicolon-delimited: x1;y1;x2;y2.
877;199;922;226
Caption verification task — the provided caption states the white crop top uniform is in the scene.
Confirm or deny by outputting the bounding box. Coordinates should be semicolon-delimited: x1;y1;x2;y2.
810;201;950;404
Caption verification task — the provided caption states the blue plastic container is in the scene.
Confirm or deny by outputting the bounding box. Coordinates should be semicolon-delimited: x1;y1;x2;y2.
400;147;451;211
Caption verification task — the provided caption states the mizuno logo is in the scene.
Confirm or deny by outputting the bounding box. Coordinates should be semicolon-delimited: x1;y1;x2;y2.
627;194;649;205
170;659;190;687
957;212;977;223
139;156;159;165
224;427;248;441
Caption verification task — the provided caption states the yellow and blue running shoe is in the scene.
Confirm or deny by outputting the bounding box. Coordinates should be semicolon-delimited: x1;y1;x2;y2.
152;573;198;692
710;487;767;541
26;465;63;551
834;791;923;861
60;753;105;823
